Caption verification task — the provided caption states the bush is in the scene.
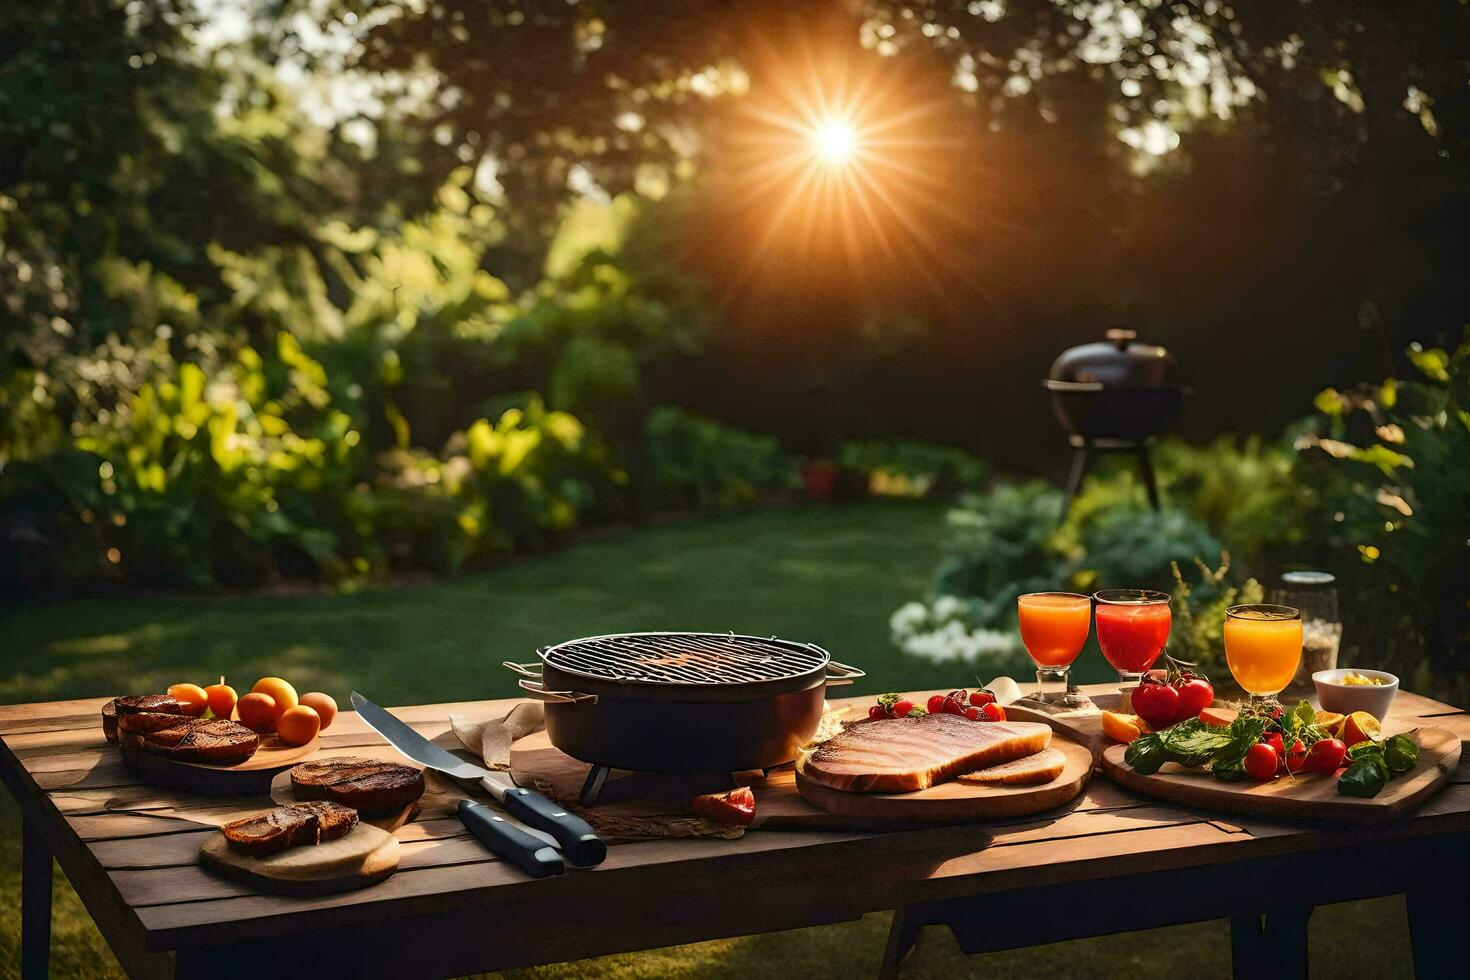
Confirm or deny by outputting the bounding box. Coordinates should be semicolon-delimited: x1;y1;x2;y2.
643;406;797;511
1296;328;1470;704
838;439;988;498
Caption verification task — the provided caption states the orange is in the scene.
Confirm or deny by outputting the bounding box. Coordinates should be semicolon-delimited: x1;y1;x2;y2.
236;693;278;734
1343;711;1382;749
1199;706;1237;728
1315;710;1345;736
251;677;298;725
276;705;321;747
299;692;337;730
204;680;237;720
167;683;209;717
1102;710;1147;744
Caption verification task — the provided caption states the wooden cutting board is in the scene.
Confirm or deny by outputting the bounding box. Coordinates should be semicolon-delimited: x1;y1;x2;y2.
199;822;399;895
1100;725;1460;824
793;735;1093;823
510;718;1092;830
123;734;319;796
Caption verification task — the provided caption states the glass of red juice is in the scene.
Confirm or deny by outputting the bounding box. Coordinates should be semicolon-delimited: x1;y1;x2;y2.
1093;589;1172;703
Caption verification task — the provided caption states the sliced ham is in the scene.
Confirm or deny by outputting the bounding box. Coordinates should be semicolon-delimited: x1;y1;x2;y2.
958;747;1067;786
803;713;1052;793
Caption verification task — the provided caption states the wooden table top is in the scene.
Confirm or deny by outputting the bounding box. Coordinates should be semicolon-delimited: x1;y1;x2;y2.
3;684;1468;975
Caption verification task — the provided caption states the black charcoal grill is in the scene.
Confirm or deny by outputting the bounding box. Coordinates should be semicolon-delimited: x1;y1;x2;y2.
504;632;863;802
1043;328;1185;511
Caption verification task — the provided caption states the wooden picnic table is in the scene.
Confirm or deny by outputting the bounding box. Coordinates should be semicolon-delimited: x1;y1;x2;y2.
3;684;1467;979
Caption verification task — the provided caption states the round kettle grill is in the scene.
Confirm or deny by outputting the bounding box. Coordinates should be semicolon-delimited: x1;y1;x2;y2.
1042;328;1184;511
504;632;864;803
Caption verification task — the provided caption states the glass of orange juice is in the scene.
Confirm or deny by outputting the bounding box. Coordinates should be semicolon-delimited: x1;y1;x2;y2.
1224;603;1303;704
1018;592;1092;705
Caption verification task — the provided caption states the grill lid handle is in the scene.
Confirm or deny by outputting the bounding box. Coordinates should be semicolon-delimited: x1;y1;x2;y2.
517;677;598;704
502;661;543;678
823;660;866;687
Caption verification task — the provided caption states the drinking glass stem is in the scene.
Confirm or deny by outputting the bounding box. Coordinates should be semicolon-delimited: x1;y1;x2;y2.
1035;666;1071;702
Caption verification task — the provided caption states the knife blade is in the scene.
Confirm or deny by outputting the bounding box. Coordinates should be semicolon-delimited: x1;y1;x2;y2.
351;692;607;868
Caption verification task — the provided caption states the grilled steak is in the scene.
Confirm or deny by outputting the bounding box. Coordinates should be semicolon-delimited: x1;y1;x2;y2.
221;801;359;857
958;747;1068;786
290;757;425;812
127;718;260;766
105;694;188;743
803;713;1052;793
101;700;119;743
113;694;186;716
117;711;199;736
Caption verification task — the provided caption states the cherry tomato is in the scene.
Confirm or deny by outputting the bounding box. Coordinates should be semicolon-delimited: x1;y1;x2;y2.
944;697;966;715
927;695;948;715
868;705;887;720
1263;732;1285;758
892;699;915;718
980;703;1006;722
1172;675;1214;722
963;706;981;720
969;690;996;707
1283;739;1308;773
1244;743;1279;781
1305;738;1347;774
1131;680;1180;730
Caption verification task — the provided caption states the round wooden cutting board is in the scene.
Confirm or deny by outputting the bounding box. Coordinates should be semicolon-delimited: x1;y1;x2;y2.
793;734;1093;823
124;735;319;796
200;823;399;896
1101;725;1460;824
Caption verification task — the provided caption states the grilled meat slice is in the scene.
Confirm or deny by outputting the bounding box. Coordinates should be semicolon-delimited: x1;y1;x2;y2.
113;694;187;716
290;757;425;812
102;699;119;743
131;718;260;766
957;747;1068;786
221;801;359;857
803;713;1052;793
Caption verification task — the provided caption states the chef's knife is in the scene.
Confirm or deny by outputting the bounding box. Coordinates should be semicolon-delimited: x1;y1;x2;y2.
351;692;607;869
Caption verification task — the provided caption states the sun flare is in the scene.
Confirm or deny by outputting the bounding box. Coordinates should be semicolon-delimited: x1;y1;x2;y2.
812;118;858;165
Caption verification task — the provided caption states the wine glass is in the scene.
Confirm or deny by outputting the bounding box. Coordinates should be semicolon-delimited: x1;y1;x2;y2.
1093;589;1171;708
1224;603;1303;706
1017;592;1091;706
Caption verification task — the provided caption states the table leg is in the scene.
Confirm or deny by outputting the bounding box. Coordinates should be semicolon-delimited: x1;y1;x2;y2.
1407;890;1463;979
21;816;53;980
877;906;921;980
1231;907;1311;980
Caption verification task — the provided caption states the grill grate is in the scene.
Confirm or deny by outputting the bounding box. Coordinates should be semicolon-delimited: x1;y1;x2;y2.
540;632;827;686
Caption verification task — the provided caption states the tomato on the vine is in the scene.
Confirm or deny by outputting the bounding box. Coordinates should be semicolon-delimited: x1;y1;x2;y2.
1131;679;1180;730
868;705;887;721
1284;739;1308;774
927;695;947;715
980;703;1006;722
1172;674;1214;723
1305;738;1347;773
969;690;996;707
1244;743;1279;782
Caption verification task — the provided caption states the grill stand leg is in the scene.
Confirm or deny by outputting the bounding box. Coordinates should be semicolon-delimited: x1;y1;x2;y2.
1062;443;1091;514
21;815;52;980
578;765;610;806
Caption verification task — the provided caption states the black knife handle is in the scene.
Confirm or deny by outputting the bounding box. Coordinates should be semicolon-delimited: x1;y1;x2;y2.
457;800;564;878
502;787;608;867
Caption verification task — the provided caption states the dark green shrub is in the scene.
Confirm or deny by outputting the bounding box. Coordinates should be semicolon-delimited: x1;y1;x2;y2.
643;407;797;511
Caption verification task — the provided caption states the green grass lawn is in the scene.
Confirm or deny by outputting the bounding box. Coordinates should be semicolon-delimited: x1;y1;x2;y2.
0;501;1416;978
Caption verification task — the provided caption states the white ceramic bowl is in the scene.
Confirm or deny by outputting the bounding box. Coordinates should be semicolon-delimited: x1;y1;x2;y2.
1313;668;1399;719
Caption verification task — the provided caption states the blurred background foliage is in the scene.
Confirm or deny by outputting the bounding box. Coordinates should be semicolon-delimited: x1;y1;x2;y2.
1;0;1467;699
